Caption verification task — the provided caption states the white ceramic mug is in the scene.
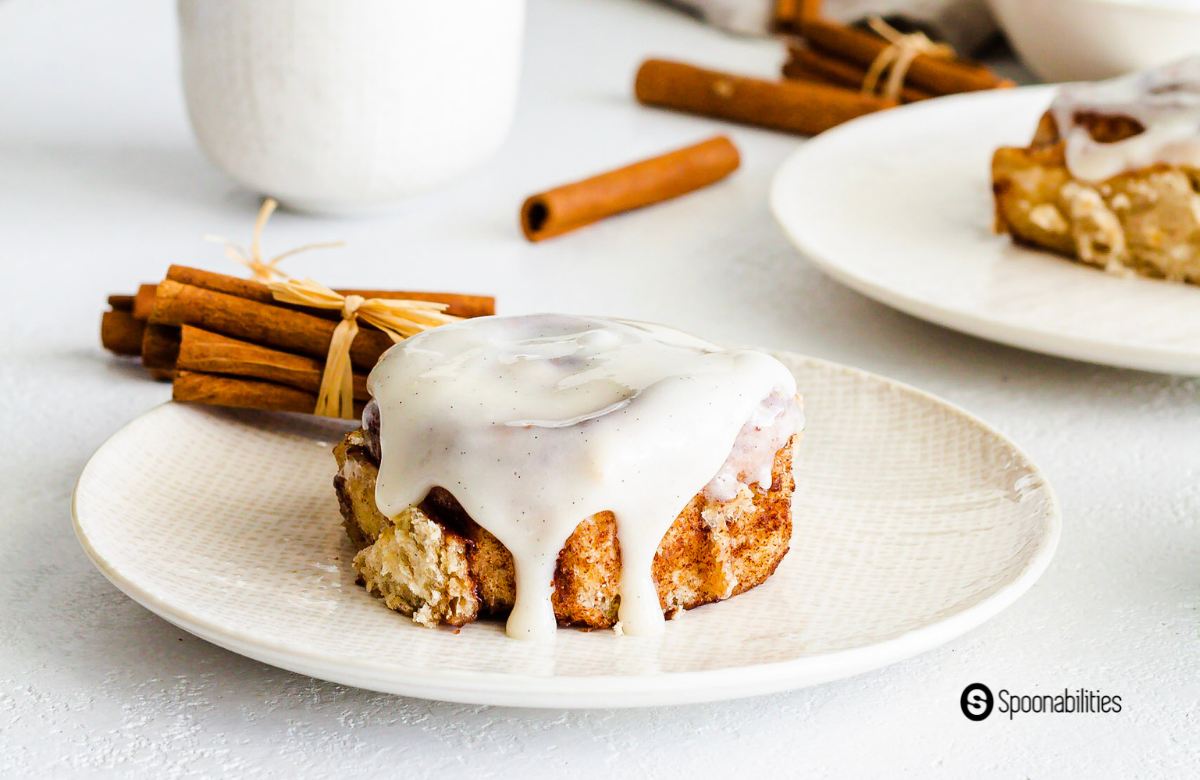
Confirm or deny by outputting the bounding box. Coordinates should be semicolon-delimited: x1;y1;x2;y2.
178;0;525;214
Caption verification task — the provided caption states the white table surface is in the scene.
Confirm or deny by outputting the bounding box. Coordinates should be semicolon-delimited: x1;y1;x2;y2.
1;0;1196;776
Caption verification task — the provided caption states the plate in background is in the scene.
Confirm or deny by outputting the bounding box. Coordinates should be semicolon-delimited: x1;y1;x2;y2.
771;86;1200;375
73;353;1059;708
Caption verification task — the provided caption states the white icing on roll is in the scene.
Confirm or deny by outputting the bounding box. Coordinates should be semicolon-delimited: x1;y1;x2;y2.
367;314;802;640
1051;57;1200;182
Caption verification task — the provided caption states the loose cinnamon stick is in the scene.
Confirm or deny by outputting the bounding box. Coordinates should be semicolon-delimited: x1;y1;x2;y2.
141;324;181;371
165;265;494;319
520;135;740;242
176;325;369;400
150;279;395;371
635;59;895;136
172;371;366;416
800;18;1012;95
783;46;934;102
100;310;146;356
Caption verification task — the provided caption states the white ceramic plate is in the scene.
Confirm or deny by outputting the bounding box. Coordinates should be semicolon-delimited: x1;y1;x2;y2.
771;86;1200;375
73;354;1059;708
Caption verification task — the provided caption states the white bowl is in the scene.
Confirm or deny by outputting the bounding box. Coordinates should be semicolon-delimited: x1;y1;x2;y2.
178;0;525;215
987;0;1200;82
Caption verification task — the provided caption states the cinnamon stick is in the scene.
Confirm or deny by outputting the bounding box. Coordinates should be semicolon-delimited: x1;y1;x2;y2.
141;324;181;371
149;279;395;371
165;265;494;319
520;135;740;242
783;46;934;102
165;266;267;303
100;310;146;356
176;325;369;400
107;294;135;312
172;371;365;416
635;59;895;136
132;283;159;321
773;0;823;32
333;289;491;318
800;18;1012;95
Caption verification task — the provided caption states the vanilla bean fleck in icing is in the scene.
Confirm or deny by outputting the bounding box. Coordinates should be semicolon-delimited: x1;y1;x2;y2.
366;314;802;639
1051;57;1200;182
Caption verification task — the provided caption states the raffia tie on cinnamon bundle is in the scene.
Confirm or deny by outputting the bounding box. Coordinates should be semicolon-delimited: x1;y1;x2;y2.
206;197;344;283
147;264;491;418
859;18;956;102
267;278;459;419
781;11;1013;104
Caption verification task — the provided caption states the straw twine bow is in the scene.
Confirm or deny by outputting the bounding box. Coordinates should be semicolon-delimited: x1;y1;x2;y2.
205;197;460;418
269;278;461;419
205;197;345;282
861;17;956;102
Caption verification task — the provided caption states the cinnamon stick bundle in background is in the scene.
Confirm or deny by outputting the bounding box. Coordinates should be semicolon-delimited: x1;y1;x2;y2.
521;135;739;242
790;18;1013;98
635;59;895;136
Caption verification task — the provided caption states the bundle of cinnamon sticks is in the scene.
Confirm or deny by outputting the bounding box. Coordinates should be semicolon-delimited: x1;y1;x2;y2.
635;4;1011;140
780;16;1013;103
101;266;494;416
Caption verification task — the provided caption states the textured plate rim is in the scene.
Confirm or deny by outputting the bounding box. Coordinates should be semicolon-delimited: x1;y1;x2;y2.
72;354;1060;708
770;85;1200;376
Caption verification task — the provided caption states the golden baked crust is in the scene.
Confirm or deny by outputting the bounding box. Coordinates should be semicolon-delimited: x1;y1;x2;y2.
332;429;797;630
992;111;1200;283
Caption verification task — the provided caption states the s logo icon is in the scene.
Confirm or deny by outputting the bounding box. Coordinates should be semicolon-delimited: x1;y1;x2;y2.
961;683;993;721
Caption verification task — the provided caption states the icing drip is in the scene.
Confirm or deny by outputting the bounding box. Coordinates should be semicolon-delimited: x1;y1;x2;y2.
704;390;801;502
366;314;802;639
1051;56;1200;182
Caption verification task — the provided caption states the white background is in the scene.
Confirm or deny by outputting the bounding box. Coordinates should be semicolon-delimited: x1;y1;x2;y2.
1;0;1196;776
